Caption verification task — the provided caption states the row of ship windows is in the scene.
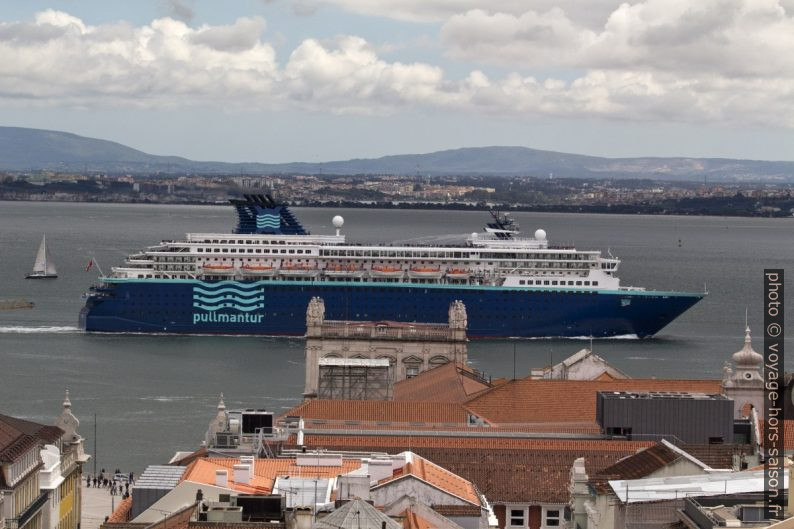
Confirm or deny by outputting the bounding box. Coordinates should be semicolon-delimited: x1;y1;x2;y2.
520;279;598;286
196;248;310;254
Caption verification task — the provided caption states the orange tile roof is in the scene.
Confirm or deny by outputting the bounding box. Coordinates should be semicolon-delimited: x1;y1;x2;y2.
758;420;794;450
283;400;469;424
401;509;435;529
106;496;133;523
299;435;654;452
464;379;723;423
375;455;482;507
394;363;492;403
182;457;362;494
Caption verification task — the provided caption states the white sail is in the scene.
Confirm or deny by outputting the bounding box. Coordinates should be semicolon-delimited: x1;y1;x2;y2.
32;235;57;276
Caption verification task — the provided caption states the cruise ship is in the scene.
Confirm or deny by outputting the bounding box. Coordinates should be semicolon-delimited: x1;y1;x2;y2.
79;194;704;338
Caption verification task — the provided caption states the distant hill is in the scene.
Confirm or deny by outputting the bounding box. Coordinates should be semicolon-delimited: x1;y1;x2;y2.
1;126;793;182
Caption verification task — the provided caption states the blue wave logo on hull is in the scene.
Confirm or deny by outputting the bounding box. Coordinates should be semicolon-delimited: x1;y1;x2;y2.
192;282;265;324
256;213;281;229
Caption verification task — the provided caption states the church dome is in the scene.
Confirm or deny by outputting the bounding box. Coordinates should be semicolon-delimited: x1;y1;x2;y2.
732;327;763;368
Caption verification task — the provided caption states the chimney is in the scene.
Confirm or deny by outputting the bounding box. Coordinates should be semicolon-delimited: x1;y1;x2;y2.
215;469;228;488
233;464;251;485
240;456;255;481
367;459;393;484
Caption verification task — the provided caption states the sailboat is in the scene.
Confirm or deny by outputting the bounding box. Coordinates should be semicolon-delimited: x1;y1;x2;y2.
26;235;58;279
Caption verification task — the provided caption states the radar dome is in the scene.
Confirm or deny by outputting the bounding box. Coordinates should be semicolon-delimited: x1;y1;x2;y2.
332;215;345;228
534;229;547;240
471;232;478;239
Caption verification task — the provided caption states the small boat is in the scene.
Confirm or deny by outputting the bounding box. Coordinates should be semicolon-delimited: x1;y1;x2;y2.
324;264;366;278
445;268;471;280
408;267;443;279
26;235;58;279
202;264;235;275
280;264;319;277
370;266;405;279
240;265;276;277
0;299;35;310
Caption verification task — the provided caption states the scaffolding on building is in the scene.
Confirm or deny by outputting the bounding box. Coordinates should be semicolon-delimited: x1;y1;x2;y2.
317;358;393;401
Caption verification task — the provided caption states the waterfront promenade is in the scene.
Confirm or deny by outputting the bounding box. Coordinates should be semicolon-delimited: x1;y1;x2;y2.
82;483;127;529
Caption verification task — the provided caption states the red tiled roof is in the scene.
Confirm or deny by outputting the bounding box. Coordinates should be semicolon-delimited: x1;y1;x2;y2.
183;457;362;495
594;443;680;481
394;363;492;403
431;505;482;517
282;400;469;424
106;496;133;523
401;509;434;529
680;444;749;469
0;413;62;475
464;379;723;424
758;420;794;450
286;438;655;504
375;455;482;507
299;435;653;452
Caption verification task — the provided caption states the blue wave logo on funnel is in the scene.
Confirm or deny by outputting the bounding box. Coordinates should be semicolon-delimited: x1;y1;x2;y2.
256;213;281;230
192;282;265;312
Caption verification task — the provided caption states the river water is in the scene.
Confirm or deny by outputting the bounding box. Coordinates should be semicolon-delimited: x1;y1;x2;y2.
0;201;791;473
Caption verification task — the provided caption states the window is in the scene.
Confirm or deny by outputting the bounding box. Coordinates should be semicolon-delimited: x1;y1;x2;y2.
405;365;420;378
509;508;526;527
544;509;560;527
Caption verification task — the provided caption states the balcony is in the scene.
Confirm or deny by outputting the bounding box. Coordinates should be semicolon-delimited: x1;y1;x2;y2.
5;491;49;529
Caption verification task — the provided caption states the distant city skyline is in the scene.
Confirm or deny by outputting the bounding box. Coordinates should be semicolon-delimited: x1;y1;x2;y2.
2;0;794;163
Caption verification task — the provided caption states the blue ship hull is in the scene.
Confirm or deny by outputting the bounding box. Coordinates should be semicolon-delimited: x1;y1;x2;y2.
79;279;703;338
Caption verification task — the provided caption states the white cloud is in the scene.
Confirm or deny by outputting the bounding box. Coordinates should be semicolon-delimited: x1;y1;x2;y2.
441;0;794;78
1;8;794;128
303;0;629;27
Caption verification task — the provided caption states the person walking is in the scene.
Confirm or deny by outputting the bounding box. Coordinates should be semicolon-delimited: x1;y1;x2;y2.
93;477;97;488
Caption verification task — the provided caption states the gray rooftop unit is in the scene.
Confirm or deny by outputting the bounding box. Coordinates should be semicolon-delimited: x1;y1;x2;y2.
130;465;187;519
596;391;733;444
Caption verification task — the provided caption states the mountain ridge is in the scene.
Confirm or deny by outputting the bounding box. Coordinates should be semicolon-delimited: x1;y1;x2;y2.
1;126;792;182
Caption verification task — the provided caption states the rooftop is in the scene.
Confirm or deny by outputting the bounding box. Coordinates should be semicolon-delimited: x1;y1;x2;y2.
315;499;401;529
609;469;789;504
182;457;363;495
286;438;657;503
463;379;723;424
283;401;470;425
393;363;492;403
374;453;482;507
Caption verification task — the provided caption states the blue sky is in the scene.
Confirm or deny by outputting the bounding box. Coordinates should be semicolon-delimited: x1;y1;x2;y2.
2;0;794;163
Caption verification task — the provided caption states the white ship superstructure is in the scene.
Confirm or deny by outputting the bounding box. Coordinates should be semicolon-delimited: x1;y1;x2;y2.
110;212;623;291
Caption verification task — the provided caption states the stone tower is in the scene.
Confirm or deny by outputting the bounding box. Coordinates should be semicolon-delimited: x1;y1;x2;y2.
448;300;467;342
722;326;764;419
306;297;325;338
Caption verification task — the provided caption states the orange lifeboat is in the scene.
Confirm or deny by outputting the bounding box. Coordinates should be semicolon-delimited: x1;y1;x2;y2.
201;264;235;276
408;266;443;279
445;268;471;280
370;266;405;278
324;264;366;278
240;264;276;277
279;263;319;277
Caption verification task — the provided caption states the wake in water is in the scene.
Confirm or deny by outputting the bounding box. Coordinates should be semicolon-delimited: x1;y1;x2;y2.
0;325;81;334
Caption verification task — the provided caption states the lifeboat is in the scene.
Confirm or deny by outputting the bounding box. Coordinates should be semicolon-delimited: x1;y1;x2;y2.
201;264;235;276
445;268;471;280
279;263;319;277
408;267;443;280
370;266;405;279
324;264;366;278
240;265;276;277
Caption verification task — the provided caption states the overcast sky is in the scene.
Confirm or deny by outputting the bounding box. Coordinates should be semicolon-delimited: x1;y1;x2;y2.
2;0;794;163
